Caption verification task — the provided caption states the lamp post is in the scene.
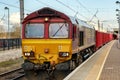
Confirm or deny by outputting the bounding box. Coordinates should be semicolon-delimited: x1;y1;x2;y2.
4;7;10;49
116;1;120;47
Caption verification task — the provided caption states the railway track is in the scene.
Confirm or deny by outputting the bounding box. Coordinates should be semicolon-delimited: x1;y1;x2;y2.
23;69;71;80
0;67;25;80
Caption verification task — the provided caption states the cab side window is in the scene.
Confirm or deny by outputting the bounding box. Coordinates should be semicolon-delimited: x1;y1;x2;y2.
79;31;84;46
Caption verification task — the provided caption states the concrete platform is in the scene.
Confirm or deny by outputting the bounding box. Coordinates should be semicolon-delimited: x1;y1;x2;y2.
99;40;120;80
64;40;119;80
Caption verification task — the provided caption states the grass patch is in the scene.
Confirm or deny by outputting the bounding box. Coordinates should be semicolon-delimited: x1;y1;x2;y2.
0;58;23;67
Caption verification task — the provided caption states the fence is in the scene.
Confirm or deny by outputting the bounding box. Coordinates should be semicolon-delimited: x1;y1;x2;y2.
0;38;21;51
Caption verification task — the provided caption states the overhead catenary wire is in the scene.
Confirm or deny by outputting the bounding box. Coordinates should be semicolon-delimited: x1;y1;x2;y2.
0;0;88;23
36;0;89;20
0;1;31;12
55;0;89;20
35;0;53;8
0;1;114;24
75;0;99;21
75;0;91;13
0;0;92;21
56;0;76;12
35;0;86;20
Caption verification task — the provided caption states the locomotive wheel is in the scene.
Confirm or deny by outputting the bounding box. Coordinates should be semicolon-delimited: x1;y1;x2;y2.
69;60;76;71
76;55;83;66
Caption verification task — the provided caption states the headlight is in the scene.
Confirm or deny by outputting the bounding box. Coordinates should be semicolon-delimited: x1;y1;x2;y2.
24;51;34;57
59;52;69;57
24;52;30;56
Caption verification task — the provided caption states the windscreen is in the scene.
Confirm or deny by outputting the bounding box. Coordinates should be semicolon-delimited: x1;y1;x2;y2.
25;23;44;38
49;23;69;38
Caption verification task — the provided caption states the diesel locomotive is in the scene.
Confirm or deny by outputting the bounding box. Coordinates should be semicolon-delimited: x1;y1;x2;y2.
21;7;113;72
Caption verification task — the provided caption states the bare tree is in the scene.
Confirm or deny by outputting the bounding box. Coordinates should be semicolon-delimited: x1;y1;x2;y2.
11;23;21;38
0;25;5;38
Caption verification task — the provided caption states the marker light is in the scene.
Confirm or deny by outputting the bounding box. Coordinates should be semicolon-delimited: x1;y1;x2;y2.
59;52;69;57
45;17;49;21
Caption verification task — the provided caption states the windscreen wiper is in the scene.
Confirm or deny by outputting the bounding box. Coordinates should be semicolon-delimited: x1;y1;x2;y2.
52;23;65;37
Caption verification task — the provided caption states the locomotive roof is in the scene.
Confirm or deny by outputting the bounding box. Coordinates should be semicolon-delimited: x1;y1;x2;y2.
23;7;70;23
23;7;94;29
69;17;95;29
